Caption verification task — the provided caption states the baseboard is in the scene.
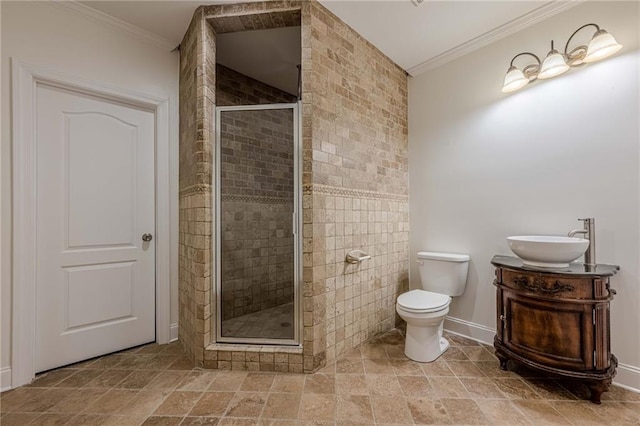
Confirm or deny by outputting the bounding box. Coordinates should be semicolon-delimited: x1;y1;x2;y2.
1;367;12;392
443;315;640;393
615;362;640;393
170;323;178;342
444;316;495;345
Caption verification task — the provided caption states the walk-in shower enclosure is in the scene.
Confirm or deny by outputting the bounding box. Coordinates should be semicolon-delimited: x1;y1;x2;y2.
179;1;409;373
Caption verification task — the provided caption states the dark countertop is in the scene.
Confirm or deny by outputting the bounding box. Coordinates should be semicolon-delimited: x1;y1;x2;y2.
491;255;620;277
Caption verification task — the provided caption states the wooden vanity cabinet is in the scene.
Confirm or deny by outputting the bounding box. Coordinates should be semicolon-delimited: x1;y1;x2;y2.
491;255;619;404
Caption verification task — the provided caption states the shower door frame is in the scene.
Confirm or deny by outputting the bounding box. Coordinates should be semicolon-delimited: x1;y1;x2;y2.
214;103;302;346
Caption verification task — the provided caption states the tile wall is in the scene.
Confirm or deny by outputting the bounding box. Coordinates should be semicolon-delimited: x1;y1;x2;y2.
178;7;216;366
216;64;297;107
301;1;409;370
179;0;408;373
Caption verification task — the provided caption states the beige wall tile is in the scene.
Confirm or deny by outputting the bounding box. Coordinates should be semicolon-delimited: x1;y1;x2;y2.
180;0;408;374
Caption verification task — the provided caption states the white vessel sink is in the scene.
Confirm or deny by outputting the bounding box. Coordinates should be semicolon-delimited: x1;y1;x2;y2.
507;235;589;268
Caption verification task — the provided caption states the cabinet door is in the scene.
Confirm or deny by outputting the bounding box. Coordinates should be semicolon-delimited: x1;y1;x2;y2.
502;290;594;371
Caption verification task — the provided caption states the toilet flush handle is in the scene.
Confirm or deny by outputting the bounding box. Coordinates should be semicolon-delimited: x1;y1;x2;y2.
416;260;424;265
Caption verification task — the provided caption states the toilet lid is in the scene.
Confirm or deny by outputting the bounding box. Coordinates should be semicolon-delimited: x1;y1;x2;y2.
397;290;450;312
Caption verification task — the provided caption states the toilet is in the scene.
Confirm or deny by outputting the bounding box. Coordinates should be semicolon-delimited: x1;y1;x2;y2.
396;251;470;362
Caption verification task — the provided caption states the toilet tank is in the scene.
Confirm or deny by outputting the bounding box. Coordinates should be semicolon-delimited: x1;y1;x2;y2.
417;251;470;296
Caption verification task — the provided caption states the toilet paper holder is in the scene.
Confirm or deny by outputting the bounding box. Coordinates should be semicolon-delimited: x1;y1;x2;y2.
346;250;371;264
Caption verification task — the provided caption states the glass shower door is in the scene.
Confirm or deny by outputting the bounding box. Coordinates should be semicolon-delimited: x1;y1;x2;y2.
215;104;299;344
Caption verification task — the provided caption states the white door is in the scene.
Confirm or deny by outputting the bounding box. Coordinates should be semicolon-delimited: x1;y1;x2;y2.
35;84;156;372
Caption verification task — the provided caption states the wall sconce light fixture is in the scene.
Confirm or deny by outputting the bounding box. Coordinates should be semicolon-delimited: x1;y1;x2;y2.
502;23;622;93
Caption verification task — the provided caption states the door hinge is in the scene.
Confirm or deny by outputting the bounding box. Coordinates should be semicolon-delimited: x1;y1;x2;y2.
594;350;597;364
592;310;596;325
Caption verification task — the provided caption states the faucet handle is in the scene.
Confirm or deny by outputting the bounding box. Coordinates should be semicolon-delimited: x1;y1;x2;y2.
578;218;595;226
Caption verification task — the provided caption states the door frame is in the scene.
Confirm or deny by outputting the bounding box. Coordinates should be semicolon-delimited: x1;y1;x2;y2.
11;60;171;388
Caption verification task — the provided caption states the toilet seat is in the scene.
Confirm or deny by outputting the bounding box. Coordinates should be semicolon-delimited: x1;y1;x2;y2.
397;289;450;313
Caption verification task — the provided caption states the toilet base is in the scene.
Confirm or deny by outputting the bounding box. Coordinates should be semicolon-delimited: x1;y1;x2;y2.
404;321;450;363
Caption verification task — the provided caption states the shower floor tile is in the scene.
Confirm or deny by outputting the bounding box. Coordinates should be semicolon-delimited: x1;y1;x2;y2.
221;302;294;340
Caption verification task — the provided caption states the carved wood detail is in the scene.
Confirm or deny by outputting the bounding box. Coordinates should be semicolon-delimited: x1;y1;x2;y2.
512;275;574;294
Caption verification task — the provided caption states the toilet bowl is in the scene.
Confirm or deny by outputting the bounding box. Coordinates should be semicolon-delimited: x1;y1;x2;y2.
396;251;470;363
396;289;451;362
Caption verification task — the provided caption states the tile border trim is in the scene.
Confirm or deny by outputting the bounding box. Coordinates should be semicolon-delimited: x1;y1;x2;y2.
180;183;211;197
221;194;292;204
303;184;409;202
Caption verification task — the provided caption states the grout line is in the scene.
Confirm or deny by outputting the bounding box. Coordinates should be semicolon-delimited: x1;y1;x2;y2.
5;332;640;424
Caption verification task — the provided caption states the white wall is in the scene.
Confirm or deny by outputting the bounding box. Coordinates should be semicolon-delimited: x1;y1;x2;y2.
1;1;180;390
409;1;640;390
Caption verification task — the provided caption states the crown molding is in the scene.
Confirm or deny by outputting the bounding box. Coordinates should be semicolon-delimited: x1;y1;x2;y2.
47;1;177;51
407;0;584;76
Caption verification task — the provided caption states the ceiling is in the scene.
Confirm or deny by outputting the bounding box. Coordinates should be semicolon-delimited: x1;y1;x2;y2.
81;0;572;82
320;0;562;74
217;27;301;95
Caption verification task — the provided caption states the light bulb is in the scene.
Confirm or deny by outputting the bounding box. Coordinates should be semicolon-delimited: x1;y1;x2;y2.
502;66;529;93
584;29;623;63
538;49;569;79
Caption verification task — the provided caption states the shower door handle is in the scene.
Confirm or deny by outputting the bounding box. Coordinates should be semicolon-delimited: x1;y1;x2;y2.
292;212;297;235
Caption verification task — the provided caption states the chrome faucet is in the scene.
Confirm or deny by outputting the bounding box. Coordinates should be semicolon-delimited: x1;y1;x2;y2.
568;218;595;266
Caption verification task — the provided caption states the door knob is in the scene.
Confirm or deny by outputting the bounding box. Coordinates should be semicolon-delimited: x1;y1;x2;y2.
142;233;153;242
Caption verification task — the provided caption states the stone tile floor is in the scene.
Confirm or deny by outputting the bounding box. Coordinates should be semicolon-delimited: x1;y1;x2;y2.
221;303;294;340
1;330;639;425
